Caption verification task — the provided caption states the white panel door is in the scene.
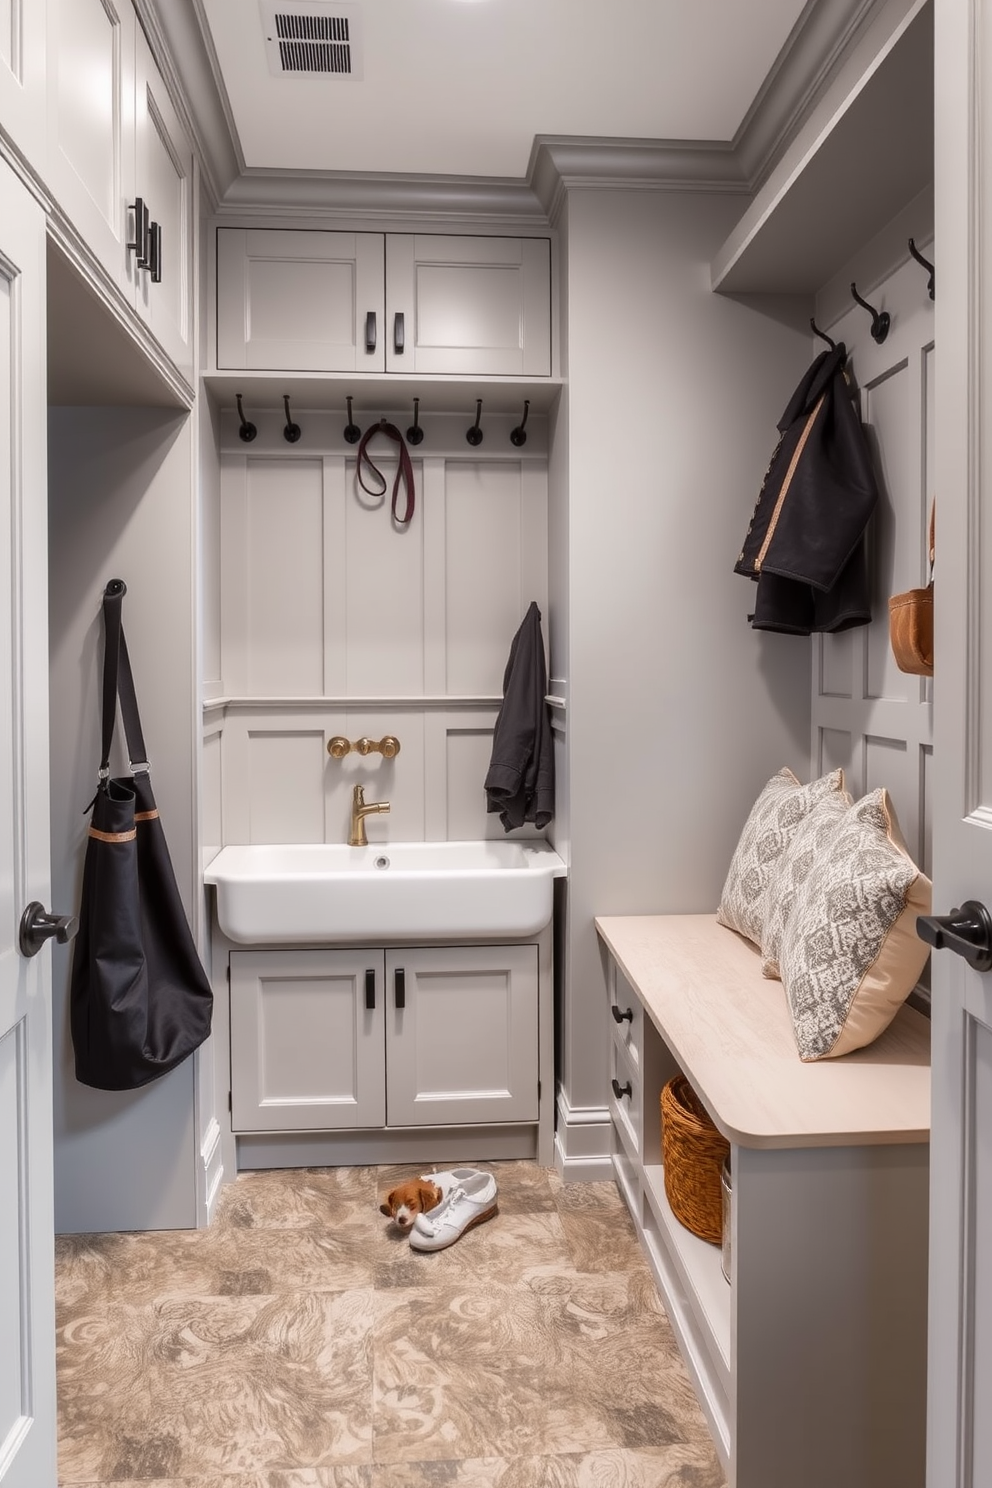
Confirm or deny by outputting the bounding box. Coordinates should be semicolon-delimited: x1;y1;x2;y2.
385;945;539;1126
46;0;136;302
0;0;47;170
928;2;992;1482
215;229;385;371
229;949;385;1131
385;234;552;375
0;165;57;1488
133;23;194;379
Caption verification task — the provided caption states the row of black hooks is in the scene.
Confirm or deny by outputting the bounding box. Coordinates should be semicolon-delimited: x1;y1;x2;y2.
235;393;532;448
810;238;935;351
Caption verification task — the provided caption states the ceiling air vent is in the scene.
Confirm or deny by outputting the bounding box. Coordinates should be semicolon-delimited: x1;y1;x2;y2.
260;2;364;79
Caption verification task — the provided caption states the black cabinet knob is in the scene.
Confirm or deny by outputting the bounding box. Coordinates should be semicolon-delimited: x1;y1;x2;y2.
611;1004;633;1024
611;1077;632;1100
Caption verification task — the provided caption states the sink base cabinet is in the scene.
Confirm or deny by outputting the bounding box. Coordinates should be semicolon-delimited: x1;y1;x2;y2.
226;940;549;1165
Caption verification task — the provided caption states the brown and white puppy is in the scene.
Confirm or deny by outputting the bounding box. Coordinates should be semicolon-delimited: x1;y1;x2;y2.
379;1177;444;1232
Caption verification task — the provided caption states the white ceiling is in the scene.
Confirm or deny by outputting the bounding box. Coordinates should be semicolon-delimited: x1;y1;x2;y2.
199;0;811;180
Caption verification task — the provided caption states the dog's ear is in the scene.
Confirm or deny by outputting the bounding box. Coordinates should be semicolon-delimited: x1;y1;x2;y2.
418;1182;439;1213
379;1194;395;1217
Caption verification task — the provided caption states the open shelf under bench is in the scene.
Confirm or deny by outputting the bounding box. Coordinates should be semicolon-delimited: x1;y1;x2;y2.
596;913;930;1488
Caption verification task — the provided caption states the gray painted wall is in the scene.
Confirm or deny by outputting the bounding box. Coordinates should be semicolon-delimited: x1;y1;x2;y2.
556;188;814;1128
48;407;200;1232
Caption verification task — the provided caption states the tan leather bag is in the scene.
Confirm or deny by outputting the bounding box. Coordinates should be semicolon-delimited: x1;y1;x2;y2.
888;506;934;677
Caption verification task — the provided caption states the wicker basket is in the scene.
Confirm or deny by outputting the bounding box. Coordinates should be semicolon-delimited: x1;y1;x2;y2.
661;1074;730;1245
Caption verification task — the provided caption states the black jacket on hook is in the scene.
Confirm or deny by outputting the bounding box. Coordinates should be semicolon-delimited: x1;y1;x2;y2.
735;343;878;633
484;602;555;832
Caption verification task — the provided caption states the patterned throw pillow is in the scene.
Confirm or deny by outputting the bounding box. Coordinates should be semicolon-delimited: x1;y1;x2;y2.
760;786;853;978
778;788;932;1061
717;767;846;947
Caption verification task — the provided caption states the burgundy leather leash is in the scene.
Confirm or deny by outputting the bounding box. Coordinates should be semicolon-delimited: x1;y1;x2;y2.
356;418;416;524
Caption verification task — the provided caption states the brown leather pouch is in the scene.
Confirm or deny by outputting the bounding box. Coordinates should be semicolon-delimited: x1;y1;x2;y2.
888;506;934;677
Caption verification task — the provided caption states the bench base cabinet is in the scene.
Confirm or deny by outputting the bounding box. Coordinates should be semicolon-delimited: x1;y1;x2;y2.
598;916;930;1488
230;943;539;1134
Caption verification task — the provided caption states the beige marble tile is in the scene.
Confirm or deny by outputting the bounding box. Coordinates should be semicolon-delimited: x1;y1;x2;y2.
214;1168;379;1231
370;1446;725;1486
556;1208;646;1273
64;1474;374;1488
548;1172;627;1214
58;1290;375;1481
374;1210;572;1289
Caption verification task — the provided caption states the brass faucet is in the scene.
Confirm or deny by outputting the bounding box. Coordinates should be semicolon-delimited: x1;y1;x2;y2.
349;783;390;847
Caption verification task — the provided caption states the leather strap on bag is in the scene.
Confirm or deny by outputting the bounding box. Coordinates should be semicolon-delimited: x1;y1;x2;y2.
356;418;416;524
99;579;150;783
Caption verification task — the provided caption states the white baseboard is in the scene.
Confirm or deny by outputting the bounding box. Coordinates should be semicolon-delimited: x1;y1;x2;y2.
200;1117;224;1225
553;1090;614;1182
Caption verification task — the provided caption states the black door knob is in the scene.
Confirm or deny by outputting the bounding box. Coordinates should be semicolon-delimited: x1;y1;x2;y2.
19;902;79;958
916;900;992;974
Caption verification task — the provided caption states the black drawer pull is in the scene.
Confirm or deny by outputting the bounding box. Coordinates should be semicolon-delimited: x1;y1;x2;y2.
611;1004;633;1024
365;310;377;354
394;311;405;354
364;968;376;1010
611;1077;632;1100
395;966;405;1009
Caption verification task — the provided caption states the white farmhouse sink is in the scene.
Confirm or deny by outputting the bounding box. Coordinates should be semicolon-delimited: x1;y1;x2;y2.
204;839;567;945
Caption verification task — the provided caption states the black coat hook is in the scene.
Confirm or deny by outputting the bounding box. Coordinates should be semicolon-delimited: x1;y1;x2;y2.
810;318;836;350
236;394;257;443
850;282;890;343
908;238;935;300
466;399;484;447
510;399;531;447
407;396;424;446
282;395;301;444
343;395;361;445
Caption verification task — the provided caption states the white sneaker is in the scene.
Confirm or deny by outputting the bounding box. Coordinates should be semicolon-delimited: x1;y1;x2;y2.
408;1169;498;1252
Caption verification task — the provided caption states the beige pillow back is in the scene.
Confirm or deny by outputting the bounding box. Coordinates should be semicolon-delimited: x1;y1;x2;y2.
778;787;932;1061
717;767;846;947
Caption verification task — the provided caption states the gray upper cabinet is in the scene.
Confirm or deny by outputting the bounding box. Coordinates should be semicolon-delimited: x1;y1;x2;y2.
0;0;47;171
216;227;552;377
45;0;194;379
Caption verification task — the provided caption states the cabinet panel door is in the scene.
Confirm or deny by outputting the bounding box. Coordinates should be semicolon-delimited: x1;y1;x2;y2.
0;0;47;169
385;234;551;375
216;228;385;371
230;949;385;1131
133;25;193;378
385;945;539;1126
46;0;136;300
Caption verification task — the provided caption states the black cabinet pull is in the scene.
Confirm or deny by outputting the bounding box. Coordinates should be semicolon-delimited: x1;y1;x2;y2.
611;1004;633;1024
394;312;405;354
128;198;150;267
395;966;405;1009
365;310;377;354
148;221;162;283
611;1077;632;1100
364;968;376;1010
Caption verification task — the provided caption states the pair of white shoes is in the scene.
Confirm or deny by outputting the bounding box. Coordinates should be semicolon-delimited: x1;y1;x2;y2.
409;1167;499;1252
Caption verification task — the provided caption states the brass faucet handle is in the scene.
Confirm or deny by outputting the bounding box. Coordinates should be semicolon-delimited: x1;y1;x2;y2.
328;736;350;759
380;735;400;758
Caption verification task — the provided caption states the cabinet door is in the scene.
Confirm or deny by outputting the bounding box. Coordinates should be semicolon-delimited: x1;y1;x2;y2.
230;949;385;1131
0;0;47;170
133;24;194;379
385;945;539;1126
46;0;136;301
385;234;552;376
216;228;385;371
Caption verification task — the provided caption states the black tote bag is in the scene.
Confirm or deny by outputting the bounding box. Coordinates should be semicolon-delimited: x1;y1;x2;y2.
69;579;213;1090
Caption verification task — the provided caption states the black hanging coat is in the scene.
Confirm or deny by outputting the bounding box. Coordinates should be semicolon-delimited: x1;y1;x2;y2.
735;343;878;633
484;602;555;832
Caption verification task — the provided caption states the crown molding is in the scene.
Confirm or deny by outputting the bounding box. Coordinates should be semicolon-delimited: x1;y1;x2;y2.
143;0;903;225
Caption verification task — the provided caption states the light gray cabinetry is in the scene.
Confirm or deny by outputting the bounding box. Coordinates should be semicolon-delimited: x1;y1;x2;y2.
230;943;539;1134
216;228;552;376
0;0;47;168
45;0;194;377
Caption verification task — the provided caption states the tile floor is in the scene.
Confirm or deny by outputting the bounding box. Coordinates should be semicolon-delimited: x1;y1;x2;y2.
55;1161;727;1487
